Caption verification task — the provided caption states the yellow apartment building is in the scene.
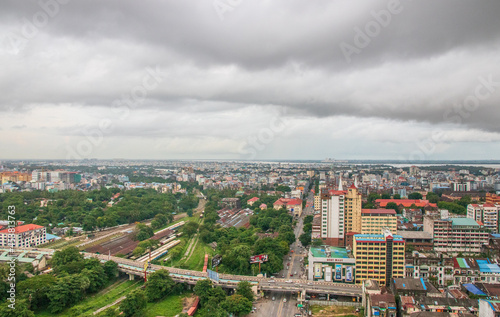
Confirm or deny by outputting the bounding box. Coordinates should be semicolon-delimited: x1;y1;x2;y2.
361;209;398;235
353;230;405;286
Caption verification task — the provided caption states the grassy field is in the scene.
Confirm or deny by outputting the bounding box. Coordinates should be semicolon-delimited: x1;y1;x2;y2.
310;305;362;317
36;278;143;317
142;293;190;317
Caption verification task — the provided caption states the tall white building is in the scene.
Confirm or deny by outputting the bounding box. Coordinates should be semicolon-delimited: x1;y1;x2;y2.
320;189;346;246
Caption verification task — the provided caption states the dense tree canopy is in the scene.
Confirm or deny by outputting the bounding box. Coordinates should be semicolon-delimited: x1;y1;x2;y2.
145;270;176;302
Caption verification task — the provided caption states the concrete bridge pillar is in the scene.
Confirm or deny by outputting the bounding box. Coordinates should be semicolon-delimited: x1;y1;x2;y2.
327;293;330;301
128;273;135;281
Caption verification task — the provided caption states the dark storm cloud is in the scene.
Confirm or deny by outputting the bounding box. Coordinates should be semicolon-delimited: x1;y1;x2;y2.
1;0;500;153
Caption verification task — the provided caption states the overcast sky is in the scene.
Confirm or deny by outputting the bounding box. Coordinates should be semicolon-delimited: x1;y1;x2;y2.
1;0;499;161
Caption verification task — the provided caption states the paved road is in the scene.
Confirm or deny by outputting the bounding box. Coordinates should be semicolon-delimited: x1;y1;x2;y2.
279;191;314;280
255;291;302;317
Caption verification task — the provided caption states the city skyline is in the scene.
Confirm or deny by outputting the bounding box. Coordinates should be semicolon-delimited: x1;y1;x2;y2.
1;0;500;160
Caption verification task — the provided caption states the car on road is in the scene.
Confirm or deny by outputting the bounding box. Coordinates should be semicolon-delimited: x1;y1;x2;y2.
294;271;297;275
272;297;275;301
286;280;293;283
290;273;293;276
283;298;287;302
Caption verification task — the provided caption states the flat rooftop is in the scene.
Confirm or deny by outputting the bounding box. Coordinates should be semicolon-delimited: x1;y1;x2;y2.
310;246;352;259
398;231;433;240
451;218;480;227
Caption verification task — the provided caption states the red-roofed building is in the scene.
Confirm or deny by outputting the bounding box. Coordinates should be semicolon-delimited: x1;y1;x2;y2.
247;197;259;206
273;198;303;216
375;199;438;210
259;203;267;210
0;224;46;247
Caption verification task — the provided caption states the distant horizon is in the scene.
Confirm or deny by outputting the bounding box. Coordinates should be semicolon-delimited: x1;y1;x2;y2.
2;158;500;164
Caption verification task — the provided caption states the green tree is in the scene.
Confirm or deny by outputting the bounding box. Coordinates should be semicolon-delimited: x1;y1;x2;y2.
120;289;147;317
151;219;162;230
393;194;401;199
427;192;439;203
0;299;34;317
194;279;214;305
221;294;252;316
51;246;84;269
103;261;119;280
132;246;145;257
299;232;311;247
17;274;56;311
145;269;176;302
303;215;314;224
236;281;254;302
437;201;466;214
182;221;199;237
276;185;291;192
381;193;391;199
385;202;399;213
133;223;154;241
47;275;86;313
367;193;381;203
408;192;423;199
312;238;323;247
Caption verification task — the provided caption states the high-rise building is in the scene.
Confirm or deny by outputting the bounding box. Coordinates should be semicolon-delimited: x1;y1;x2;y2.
353;229;405;286
320;189;346;246
319;182;362;247
467;203;500;233
345;184;362;235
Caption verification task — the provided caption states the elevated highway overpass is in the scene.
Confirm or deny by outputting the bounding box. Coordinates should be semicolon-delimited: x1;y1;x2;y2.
6;247;362;298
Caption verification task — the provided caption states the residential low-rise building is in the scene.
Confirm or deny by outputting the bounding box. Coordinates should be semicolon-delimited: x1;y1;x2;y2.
366;293;397;317
400;296;478;316
479;299;500;317
423;216;489;254
273;198;303;217
0;224;46;248
405;253;454;287
307;246;356;283
453;258;500;285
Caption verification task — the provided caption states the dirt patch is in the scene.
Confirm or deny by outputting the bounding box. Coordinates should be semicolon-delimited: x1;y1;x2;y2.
181;295;198;313
312;305;361;317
